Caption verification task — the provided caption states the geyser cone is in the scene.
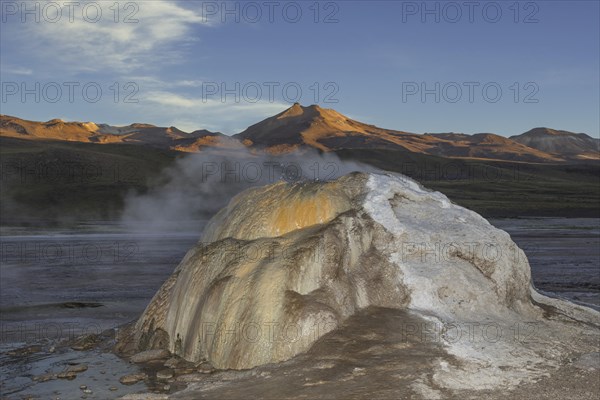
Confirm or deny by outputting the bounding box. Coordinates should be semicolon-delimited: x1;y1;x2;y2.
130;172;598;374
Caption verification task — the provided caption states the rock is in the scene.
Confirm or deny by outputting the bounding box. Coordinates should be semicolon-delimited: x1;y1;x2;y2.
174;367;196;375
32;373;56;382
7;345;42;356
176;374;204;383
71;334;102;351
130;172;600;385
79;385;87;390
66;364;88;373
156;368;174;380
109;386;118;391
82;389;92;394
56;363;88;379
57;371;77;380
163;357;180;368
118;394;168;400
196;362;215;374
130;349;170;363
114;322;137;356
119;372;147;385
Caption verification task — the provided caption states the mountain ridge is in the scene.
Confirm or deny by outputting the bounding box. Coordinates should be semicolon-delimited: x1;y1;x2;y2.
510;127;600;159
1;105;598;162
0;114;238;151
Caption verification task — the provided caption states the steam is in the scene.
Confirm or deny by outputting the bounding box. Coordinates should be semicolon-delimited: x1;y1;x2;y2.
120;147;377;233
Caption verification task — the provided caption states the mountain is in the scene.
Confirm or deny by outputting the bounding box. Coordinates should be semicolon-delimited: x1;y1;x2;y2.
234;103;435;154
0;115;236;152
0;115;117;143
235;104;567;162
2;106;599;162
510;128;600;160
235;103;418;153
424;132;564;162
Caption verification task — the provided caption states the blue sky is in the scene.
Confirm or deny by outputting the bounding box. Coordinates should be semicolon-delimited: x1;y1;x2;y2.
1;0;598;137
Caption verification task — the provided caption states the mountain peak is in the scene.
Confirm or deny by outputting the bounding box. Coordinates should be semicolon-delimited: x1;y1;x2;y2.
278;102;305;118
277;103;325;119
512;127;595;139
520;127;570;137
511;127;599;157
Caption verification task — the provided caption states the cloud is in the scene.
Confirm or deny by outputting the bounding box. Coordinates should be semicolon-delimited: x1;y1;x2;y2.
0;65;33;76
8;0;209;74
121;76;207;91
144;90;289;112
1;1;292;133
176;80;205;88
140;90;289;133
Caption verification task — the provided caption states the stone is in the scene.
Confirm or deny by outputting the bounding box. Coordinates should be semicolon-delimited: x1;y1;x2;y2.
119;373;147;385
156;369;174;380
7;345;42;356
130;349;170;363
32;373;56;382
118;394;168;399
174;367;196;375
163;357;180;368
57;371;77;380
196;362;215;374
71;334;101;351
66;364;88;373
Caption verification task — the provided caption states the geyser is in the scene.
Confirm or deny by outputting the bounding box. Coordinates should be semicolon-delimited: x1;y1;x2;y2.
130;172;598;377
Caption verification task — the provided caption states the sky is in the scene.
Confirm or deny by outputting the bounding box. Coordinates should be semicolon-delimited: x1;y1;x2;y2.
1;0;599;137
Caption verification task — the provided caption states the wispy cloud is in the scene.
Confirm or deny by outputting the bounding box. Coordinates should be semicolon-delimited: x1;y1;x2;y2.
10;1;209;74
125;76;206;89
0;65;33;76
141;90;289;133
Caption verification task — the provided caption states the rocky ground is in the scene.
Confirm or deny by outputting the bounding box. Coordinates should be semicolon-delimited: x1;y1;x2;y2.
2;305;598;400
150;308;600;400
